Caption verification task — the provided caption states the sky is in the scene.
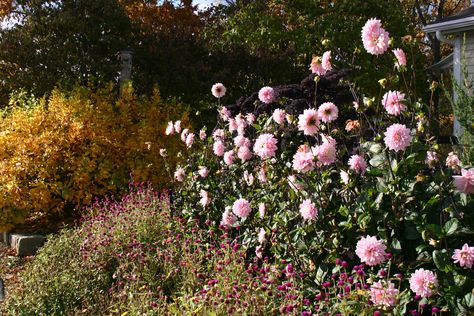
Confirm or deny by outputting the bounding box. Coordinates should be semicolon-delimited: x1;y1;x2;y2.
194;0;219;10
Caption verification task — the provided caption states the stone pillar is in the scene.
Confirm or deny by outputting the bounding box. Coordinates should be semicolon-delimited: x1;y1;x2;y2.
118;49;133;93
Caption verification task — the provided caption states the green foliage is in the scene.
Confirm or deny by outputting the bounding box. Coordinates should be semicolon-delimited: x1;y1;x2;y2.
204;0;428;99
448;75;474;162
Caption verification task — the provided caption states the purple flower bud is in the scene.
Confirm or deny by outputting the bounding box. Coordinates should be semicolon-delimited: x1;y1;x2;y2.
432;307;440;314
303;298;310;305
348;276;354;284
409;310;420;316
386;252;393;259
344;286;351;293
414;294;422;301
302;312;312;316
378;269;387;277
341;261;348;268
373;311;381;316
335;258;342;265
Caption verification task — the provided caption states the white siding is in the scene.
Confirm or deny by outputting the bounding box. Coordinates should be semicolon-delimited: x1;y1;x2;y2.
462;31;474;81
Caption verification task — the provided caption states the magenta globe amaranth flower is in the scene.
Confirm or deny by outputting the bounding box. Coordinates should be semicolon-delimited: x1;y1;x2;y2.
409;268;438;298
384;123;412;152
355;235;387;266
258;86;276;104
253;133;278;159
361;18;390;55
232;198;251;218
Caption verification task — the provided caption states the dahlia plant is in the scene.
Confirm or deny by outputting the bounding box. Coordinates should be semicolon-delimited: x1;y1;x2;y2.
163;18;474;314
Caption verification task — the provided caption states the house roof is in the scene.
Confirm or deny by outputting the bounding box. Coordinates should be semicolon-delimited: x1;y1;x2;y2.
424;7;474;34
429;53;453;71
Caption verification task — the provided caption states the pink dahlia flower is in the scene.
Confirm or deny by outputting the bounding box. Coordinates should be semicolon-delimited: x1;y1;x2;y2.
258;86;276;104
355;235;387;266
213;140;225;156
370;281;399;307
180;128;189;142
258;203;266;218
309;56;326;76
219;106;231;121
165;121;174;135
272;108;286;125
199;129;206;140
452;243;474;268
258;167;267;183
425;151;438;169
198;166;209;178
258;228;266;244
234;135;251;148
174;167;185;182
315;142;337;165
185;133;195;148
233;198;251;218
382;90;406;116
393;48;407;68
299;199;317;220
340;170;350;184
445;152;460;169
228;118;238;133
409;269;438;298
199;190;210;207
453;168;474;194
221;208;237;227
292;144;315;173
213;129;225;140
348;154;367;175
361;18;390;55
224;150;235;166
246;113;256;125
174;120;182;133
384;123;412;152
253;133;278;159
237;146;253;162
244;170;255;186
211;83;226;98
318;102;338;123
288;175;306;192
322;51;332;71
298;108;320;136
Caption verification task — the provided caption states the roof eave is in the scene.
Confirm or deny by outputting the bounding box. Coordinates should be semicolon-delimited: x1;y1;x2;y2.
424;17;474;34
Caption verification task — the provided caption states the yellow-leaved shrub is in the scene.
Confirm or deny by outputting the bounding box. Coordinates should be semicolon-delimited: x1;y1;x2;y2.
0;84;188;230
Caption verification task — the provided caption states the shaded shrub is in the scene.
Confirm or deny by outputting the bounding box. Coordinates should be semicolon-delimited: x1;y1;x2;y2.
0;85;188;230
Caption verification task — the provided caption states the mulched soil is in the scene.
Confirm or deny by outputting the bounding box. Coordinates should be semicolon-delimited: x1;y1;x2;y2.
0;242;33;304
